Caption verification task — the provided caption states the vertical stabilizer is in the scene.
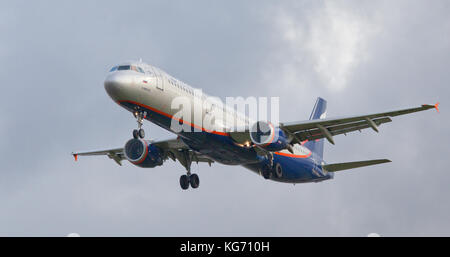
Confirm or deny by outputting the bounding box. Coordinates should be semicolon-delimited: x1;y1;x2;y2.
304;97;327;158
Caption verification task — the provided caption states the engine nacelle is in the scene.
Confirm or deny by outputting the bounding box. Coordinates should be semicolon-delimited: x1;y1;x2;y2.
124;139;164;168
249;121;289;152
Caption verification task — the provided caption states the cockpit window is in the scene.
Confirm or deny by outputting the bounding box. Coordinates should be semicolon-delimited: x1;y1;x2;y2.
118;65;131;71
111;65;145;73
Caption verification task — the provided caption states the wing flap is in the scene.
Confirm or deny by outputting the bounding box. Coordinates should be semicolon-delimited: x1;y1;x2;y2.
151;137;189;150
323;159;391;172
152;137;214;165
297;117;392;141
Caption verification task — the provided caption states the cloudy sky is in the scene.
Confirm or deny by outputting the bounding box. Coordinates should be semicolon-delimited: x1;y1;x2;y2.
0;0;448;236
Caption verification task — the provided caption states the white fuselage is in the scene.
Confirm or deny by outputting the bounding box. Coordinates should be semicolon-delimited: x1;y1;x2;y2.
104;61;312;161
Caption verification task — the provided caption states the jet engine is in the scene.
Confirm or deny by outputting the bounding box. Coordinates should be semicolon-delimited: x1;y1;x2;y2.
249;121;289;152
123;138;165;168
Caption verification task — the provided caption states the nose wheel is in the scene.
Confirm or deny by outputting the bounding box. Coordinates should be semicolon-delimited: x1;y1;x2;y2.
132;111;147;139
132;129;145;139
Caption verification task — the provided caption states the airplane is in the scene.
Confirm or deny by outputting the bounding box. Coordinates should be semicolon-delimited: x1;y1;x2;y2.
72;60;439;190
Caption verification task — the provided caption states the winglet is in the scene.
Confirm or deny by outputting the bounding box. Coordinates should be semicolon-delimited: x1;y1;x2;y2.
435;102;440;113
422;102;440;113
73;154;78;161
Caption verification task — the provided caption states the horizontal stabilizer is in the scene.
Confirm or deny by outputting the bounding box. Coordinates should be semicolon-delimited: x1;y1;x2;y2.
323;159;391;172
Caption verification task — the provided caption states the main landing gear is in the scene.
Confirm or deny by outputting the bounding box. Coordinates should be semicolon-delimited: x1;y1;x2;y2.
260;152;282;179
180;172;200;190
261;152;274;179
132;111;147;139
177;150;200;190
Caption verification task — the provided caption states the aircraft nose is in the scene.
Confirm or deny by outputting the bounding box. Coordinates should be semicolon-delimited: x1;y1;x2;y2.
104;73;134;100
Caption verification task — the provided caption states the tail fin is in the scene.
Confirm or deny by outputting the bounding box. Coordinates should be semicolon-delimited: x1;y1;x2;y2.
304;97;327;158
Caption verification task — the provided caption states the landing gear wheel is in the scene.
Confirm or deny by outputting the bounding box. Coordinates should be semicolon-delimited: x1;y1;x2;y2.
132;129;139;139
262;168;271;179
180;175;190;190
138;128;145;139
132;111;147;139
190;174;200;189
268;152;274;168
274;163;283;178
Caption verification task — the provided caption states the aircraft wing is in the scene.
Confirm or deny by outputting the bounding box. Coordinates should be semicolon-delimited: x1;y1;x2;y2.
280;103;439;145
72;137;213;166
72;148;125;165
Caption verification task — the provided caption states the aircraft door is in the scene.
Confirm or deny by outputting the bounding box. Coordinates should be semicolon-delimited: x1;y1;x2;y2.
152;68;164;91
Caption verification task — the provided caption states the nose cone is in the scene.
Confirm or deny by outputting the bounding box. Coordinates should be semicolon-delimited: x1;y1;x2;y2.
104;73;134;101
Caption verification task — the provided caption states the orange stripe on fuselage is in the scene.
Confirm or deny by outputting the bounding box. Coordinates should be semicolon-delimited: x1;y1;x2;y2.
273;152;312;158
118;100;230;137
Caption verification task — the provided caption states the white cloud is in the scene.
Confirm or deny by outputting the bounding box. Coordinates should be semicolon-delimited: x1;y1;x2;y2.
273;2;380;91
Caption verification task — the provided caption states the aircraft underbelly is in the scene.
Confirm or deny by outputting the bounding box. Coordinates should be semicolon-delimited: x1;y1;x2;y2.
119;100;260;165
182;133;260;165
244;155;332;183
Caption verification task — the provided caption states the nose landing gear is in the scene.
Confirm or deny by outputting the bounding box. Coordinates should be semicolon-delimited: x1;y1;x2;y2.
132;129;145;139
132;111;147;139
